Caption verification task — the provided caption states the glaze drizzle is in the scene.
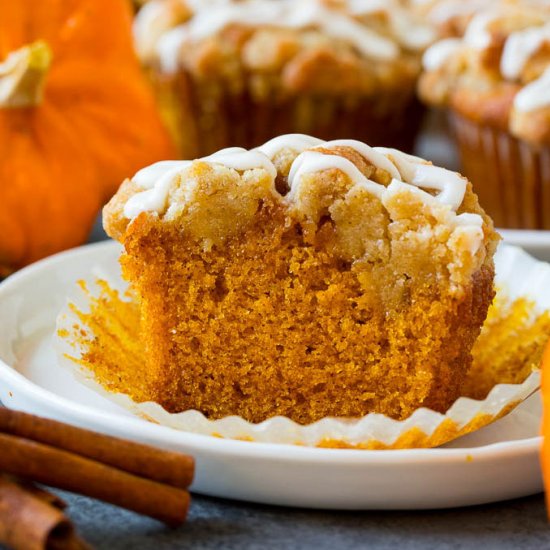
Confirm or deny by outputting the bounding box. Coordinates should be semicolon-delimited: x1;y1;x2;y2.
423;8;550;113
123;134;483;255
136;0;435;72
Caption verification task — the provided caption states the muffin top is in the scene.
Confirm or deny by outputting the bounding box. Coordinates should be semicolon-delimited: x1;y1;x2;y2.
418;1;550;145
104;134;498;293
409;0;550;37
407;0;502;37
134;0;435;95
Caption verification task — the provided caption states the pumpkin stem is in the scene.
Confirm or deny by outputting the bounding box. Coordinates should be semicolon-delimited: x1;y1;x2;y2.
0;41;52;108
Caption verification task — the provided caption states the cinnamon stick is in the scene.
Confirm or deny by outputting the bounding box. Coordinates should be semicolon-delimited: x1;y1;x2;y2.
9;476;67;510
0;475;88;550
0;409;194;489
0;433;190;527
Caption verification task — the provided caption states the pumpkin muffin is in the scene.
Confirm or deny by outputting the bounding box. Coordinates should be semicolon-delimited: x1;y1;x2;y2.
133;0;435;157
102;134;498;424
419;2;550;229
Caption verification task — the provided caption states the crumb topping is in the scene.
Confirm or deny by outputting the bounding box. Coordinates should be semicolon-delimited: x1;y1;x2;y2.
104;133;497;293
410;0;500;36
135;0;434;94
419;2;550;144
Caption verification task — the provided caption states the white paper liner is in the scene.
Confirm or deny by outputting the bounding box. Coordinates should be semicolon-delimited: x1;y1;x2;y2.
54;243;549;448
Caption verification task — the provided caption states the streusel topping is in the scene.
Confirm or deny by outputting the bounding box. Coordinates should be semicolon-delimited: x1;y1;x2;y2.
419;3;550;144
105;134;495;291
135;0;435;74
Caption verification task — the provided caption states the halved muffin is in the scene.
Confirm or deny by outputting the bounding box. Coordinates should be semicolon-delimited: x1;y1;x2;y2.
103;134;498;424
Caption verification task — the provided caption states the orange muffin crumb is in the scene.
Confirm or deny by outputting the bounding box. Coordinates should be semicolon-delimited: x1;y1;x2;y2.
62;270;550;447
465;295;550;399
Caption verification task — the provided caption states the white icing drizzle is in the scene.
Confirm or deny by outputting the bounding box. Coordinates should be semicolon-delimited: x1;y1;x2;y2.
201;147;277;179
256;134;325;158
421;0;498;25
287;151;384;199
454;212;484;227
347;0;389;13
185;0;234;9
345;0;435;50
386;10;435;51
133;160;191;189
156;27;190;74
133;0;183;61
375;147;467;211
463;12;499;50
382;181;483;256
374;147;426;166
501;23;550;80
125;164;190;218
422;38;461;71
430;1;482;24
124;149;276;218
123;135;483;257
317;139;401;181
138;0;431;73
514;66;550;112
410;165;467;211
425;8;550;114
450;213;484;255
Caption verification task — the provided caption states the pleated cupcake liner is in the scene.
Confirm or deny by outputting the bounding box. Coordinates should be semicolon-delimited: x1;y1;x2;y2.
151;69;424;159
54;244;549;449
449;112;550;230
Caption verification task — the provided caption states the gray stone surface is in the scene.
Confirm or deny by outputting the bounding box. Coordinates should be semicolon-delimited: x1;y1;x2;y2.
54;491;550;549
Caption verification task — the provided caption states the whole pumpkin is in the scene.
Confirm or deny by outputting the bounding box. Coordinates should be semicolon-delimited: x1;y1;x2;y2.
0;0;176;275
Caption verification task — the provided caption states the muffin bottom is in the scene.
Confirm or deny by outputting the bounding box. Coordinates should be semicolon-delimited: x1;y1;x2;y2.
57;243;550;448
153;71;425;159
104;205;495;425
450;112;550;229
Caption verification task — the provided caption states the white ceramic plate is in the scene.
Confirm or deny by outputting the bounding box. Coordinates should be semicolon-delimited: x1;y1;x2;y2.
0;240;545;510
499;229;550;262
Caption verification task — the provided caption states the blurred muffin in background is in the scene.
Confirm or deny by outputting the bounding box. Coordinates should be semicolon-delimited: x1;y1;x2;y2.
134;0;435;157
419;2;550;229
407;0;501;38
407;0;550;37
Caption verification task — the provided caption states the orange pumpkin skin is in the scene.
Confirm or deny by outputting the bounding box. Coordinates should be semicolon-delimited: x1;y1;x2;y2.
0;0;176;274
541;337;550;518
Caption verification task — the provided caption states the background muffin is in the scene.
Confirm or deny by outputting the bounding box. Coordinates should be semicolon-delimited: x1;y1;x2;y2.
407;0;501;37
419;2;550;229
134;0;435;157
